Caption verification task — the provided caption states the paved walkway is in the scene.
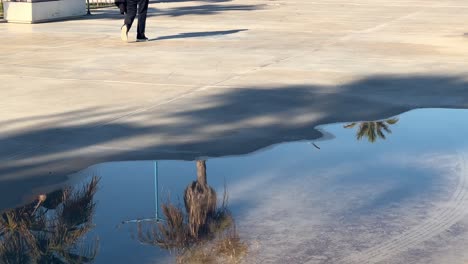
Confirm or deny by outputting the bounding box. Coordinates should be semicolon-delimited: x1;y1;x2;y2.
1;0;468;207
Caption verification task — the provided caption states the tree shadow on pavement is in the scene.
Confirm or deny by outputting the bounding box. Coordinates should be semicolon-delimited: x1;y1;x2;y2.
157;4;261;16
151;0;232;3
83;3;262;20
1;75;468;211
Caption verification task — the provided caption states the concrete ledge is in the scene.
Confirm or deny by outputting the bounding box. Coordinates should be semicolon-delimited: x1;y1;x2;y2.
4;0;86;23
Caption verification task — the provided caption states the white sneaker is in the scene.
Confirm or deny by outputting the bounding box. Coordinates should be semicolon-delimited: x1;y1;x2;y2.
121;25;128;42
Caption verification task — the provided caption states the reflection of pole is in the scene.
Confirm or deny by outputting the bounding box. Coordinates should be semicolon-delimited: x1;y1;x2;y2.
154;160;159;220
121;161;164;224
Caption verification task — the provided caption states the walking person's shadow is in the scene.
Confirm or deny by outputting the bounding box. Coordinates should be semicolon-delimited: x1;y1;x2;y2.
149;29;247;41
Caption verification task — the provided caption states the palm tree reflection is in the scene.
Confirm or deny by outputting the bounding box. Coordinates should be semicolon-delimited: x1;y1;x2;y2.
137;160;247;264
0;177;100;264
344;118;399;143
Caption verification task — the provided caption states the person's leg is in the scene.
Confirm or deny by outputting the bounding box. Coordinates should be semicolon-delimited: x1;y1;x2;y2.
136;0;149;39
124;0;138;30
119;3;125;15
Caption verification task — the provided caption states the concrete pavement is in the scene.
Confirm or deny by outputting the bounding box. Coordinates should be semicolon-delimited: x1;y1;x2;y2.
1;0;468;208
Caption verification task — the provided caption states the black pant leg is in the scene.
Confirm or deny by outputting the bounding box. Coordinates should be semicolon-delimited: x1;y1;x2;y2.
136;0;149;38
124;0;138;29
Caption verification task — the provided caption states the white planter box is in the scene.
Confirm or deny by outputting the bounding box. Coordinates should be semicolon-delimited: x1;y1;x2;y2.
4;0;86;23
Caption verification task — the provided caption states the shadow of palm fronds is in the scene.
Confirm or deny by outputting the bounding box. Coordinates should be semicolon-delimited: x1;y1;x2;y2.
0;177;100;264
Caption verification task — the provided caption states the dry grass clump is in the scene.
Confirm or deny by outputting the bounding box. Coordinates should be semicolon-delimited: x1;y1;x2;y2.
184;180;217;238
138;203;191;249
138;201;247;264
176;225;247;264
213;227;247;261
137;160;247;263
0;177;100;264
177;233;246;264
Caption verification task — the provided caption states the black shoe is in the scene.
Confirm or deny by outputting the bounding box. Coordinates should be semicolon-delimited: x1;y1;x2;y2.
136;35;149;42
121;24;129;42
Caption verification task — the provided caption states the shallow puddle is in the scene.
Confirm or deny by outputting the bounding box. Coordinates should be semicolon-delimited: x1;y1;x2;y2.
2;108;468;263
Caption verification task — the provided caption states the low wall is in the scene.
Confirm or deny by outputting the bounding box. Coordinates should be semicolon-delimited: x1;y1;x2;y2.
4;0;86;23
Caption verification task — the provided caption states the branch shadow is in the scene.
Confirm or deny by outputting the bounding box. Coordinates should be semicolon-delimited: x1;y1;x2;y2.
82;3;262;20
1;74;468;211
151;0;232;3
157;4;261;16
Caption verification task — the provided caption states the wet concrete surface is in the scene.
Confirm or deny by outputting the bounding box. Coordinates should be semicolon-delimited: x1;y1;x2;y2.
1;0;468;262
1;0;468;199
3;109;468;263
